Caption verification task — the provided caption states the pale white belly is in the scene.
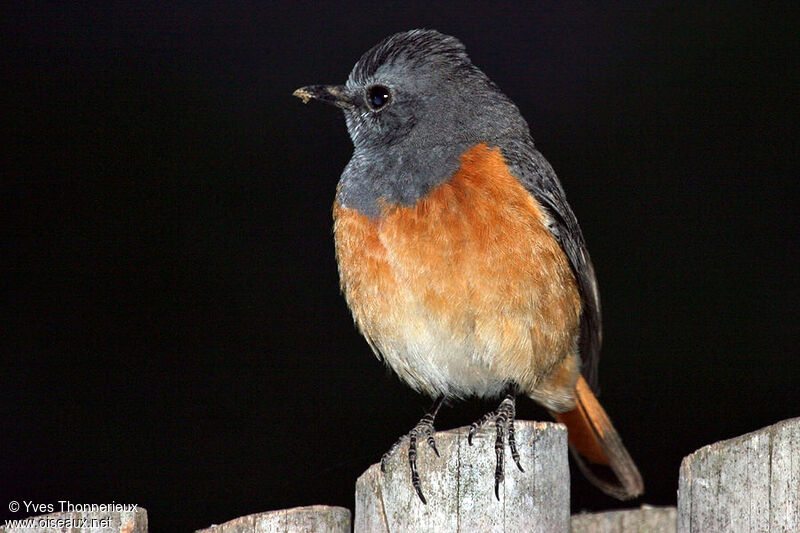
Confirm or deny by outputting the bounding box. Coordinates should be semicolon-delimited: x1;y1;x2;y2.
367;294;513;399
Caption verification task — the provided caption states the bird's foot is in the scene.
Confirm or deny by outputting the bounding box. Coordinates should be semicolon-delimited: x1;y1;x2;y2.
468;394;524;499
381;396;444;504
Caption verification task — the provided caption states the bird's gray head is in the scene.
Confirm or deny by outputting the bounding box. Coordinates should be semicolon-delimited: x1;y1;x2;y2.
294;29;533;215
295;29;528;150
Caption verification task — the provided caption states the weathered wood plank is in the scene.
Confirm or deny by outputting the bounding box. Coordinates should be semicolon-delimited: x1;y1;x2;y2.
195;506;350;533
0;507;147;533
570;506;676;533
355;420;569;533
678;417;800;532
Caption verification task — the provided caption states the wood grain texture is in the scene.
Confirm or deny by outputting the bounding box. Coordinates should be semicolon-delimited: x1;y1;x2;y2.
0;507;147;533
571;506;676;533
678;416;800;532
195;506;350;533
355;420;569;533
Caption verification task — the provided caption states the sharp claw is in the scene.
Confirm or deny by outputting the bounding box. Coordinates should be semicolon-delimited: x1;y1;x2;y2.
410;433;428;503
379;397;445;503
468;394;521;499
428;436;439;457
415;485;428;505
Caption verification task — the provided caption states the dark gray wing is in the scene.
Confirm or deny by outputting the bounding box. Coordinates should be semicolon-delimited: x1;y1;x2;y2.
502;139;602;391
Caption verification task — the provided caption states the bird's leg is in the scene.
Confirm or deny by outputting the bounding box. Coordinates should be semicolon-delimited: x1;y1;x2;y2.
381;395;445;504
468;394;524;499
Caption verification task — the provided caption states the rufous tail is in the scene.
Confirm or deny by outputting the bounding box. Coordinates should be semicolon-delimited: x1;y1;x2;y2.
551;375;644;500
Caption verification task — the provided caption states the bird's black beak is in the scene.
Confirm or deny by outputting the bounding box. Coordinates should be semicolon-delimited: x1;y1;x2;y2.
293;85;355;110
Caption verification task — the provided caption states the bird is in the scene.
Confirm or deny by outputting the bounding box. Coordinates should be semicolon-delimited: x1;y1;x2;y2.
294;29;644;503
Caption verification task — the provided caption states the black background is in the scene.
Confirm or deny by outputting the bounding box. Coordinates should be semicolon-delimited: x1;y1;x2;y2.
3;2;797;531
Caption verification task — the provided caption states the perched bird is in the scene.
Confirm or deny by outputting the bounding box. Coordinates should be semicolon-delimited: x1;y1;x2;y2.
294;29;643;503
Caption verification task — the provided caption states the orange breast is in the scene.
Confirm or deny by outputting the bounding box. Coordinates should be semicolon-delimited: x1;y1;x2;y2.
333;143;581;402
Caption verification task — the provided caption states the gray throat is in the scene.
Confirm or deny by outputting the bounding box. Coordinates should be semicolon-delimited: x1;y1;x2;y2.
336;139;471;217
336;129;537;217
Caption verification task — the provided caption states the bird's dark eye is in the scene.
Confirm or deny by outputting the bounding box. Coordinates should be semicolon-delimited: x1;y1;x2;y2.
366;85;391;110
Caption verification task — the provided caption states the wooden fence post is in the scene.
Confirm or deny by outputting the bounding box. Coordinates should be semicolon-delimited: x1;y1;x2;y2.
0;507;147;533
355;420;569;533
5;417;799;532
195;506;350;533
678;416;800;532
571;506;677;533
